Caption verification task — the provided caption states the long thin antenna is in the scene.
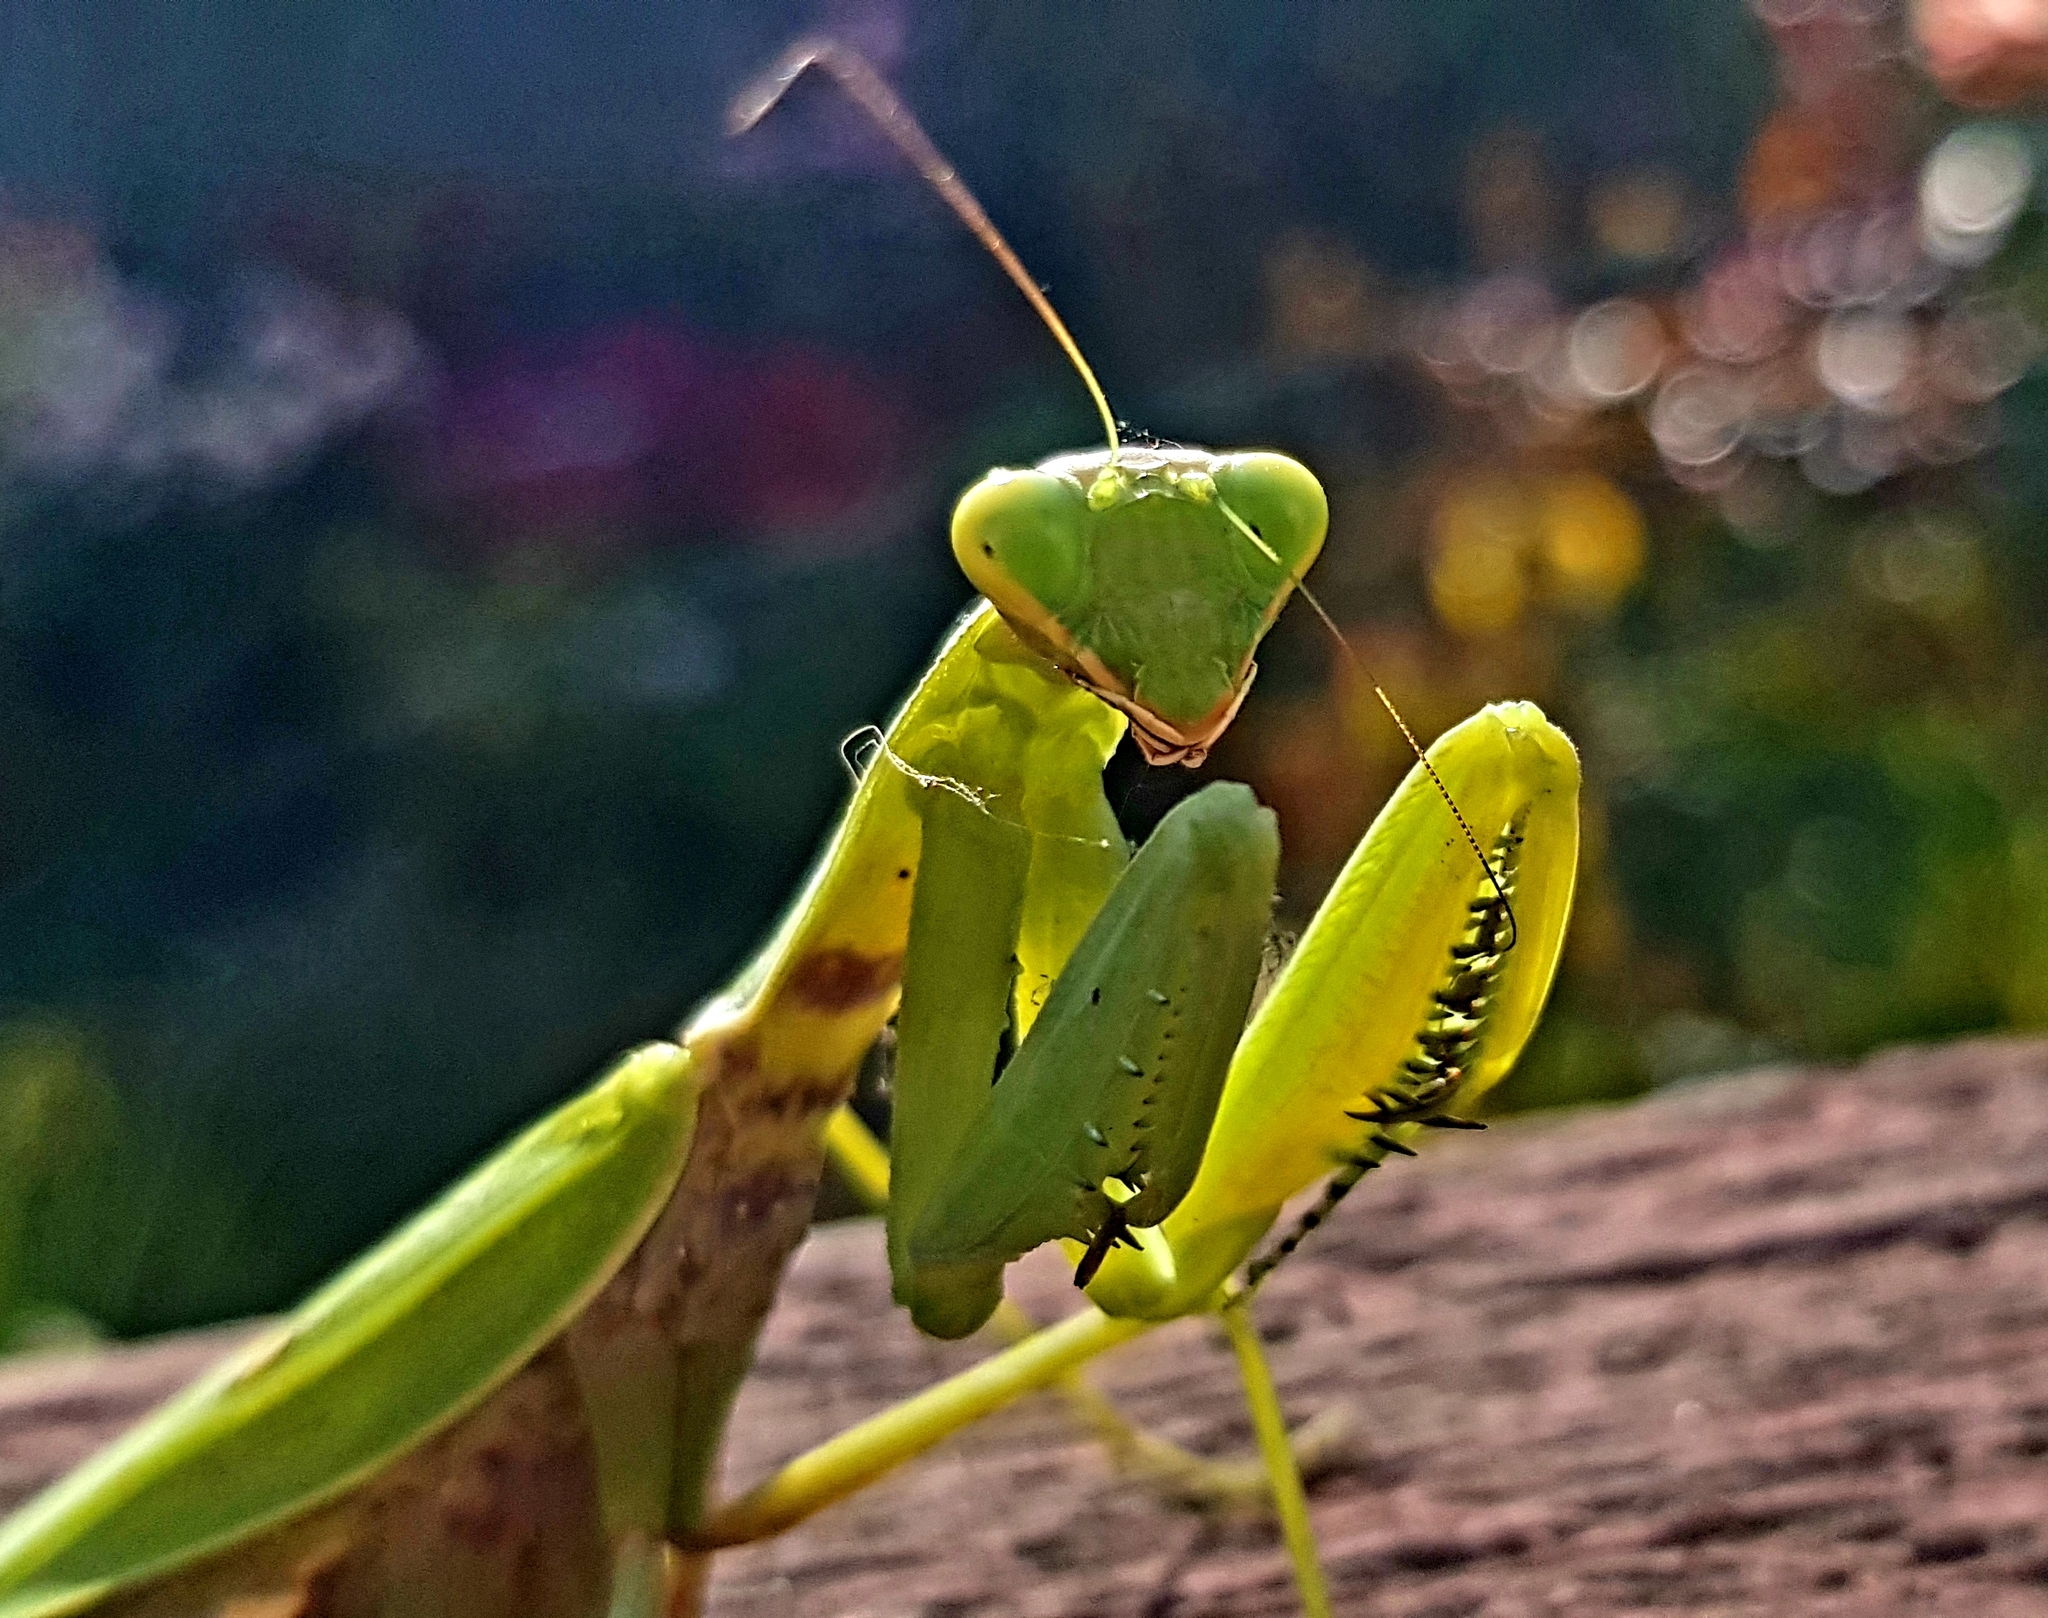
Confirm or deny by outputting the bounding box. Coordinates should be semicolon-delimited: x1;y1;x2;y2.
1294;582;1520;951
1209;491;1520;949
729;38;1121;462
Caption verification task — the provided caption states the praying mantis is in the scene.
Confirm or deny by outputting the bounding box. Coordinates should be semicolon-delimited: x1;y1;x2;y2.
0;40;1581;1618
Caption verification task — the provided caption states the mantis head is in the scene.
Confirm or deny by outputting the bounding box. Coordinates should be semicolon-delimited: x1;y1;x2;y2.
954;445;1328;765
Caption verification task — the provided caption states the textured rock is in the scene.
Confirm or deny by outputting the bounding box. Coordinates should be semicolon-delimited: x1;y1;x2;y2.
7;1036;2048;1615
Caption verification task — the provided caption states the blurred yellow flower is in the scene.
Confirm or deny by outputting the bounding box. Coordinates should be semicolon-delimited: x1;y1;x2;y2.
1427;477;1532;635
1537;471;1647;612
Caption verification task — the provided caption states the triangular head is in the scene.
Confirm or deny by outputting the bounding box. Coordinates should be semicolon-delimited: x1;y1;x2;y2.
953;446;1329;765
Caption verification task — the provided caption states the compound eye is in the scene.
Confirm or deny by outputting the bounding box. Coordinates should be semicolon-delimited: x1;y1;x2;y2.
952;468;1090;618
1209;453;1328;583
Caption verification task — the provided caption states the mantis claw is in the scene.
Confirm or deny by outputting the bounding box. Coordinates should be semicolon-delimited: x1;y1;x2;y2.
1072;1205;1133;1288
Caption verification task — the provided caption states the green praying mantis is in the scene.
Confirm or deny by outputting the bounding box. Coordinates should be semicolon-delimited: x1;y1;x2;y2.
0;40;1582;1618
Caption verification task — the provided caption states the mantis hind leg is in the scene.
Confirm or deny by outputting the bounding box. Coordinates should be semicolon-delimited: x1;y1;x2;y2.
687;1268;1354;1618
819;1105;1359;1511
984;1289;1358;1517
1218;1293;1333;1618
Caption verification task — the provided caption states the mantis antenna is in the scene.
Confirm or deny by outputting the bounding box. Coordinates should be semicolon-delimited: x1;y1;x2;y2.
728;37;1122;463
730;38;1516;947
1210;494;1521;950
1298;587;1520;950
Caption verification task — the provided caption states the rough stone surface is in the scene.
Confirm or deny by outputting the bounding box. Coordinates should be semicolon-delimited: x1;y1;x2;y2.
6;1035;2048;1615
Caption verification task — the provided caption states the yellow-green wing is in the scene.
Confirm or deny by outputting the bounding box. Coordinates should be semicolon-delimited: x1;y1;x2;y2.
0;1043;700;1618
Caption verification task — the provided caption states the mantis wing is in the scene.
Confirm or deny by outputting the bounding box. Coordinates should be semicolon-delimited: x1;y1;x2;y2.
0;1043;700;1618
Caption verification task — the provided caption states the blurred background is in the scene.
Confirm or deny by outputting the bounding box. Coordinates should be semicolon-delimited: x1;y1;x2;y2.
3;0;2046;1348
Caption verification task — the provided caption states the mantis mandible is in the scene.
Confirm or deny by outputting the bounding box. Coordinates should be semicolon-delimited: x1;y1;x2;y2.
0;40;1581;1618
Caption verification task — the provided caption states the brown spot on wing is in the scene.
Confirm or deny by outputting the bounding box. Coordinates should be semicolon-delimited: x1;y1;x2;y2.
788;948;903;1011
